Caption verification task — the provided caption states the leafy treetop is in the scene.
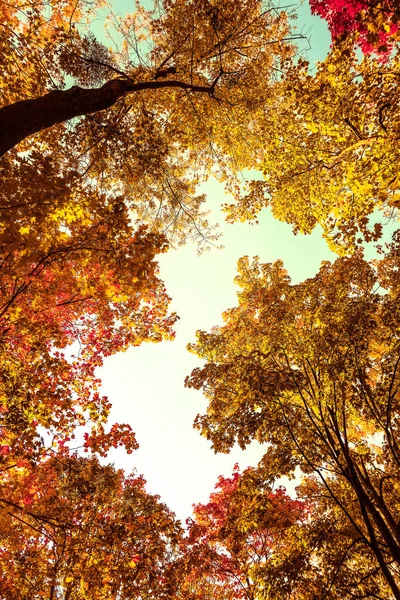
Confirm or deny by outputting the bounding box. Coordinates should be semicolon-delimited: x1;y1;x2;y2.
223;41;400;254
0;451;182;600
309;0;400;56
186;242;400;598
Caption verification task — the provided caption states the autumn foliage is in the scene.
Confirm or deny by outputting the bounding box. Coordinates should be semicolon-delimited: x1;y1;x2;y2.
180;466;310;600
310;0;400;55
186;245;400;598
0;452;181;599
2;0;400;597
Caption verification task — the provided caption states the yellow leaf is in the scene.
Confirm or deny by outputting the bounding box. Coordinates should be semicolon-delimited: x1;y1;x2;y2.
128;560;138;568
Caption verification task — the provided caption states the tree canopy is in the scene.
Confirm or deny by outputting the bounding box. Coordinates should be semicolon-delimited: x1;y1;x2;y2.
180;466;311;600
0;0;297;243
310;0;400;55
223;41;400;253
186;242;400;598
0;451;182;599
3;0;400;597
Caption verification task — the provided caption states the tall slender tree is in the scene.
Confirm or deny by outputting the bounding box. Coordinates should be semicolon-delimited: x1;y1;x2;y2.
186;241;400;597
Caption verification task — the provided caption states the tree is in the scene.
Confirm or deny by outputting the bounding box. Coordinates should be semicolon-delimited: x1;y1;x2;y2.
0;0;298;243
223;41;400;254
0;451;182;599
0;0;299;470
178;465;314;600
178;466;392;599
186;242;400;598
309;0;400;55
0;208;175;466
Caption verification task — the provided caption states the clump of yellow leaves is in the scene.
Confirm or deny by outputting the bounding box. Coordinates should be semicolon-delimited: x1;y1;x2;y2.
224;42;400;254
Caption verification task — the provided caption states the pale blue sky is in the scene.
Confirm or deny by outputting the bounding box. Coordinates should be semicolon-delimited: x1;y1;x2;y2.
99;1;334;523
101;192;338;522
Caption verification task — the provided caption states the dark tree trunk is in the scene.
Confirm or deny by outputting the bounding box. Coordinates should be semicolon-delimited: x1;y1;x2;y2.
0;78;214;156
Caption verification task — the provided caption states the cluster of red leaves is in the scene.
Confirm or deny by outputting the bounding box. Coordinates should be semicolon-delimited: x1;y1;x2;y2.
310;0;400;55
178;465;309;600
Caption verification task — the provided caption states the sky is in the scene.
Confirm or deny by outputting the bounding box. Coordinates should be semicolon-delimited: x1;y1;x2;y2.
98;1;333;525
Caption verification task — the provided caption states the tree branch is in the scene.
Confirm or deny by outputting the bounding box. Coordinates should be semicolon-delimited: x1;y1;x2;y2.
0;76;220;156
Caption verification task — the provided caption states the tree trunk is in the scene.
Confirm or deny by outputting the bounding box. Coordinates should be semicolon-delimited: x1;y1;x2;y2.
0;78;214;156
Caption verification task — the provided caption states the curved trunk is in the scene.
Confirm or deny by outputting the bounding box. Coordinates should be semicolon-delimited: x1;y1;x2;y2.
0;78;214;156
